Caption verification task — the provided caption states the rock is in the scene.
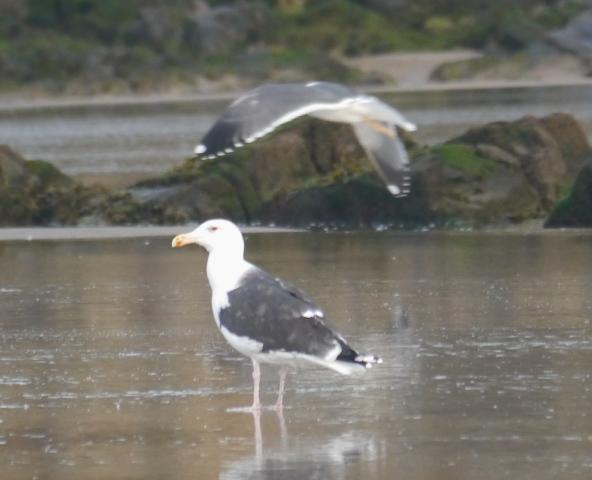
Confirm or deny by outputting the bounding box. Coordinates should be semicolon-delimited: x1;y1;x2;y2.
0;145;29;188
0;147;58;225
545;162;592;228
549;10;592;65
26;159;74;189
451;113;589;210
411;142;541;225
475;143;519;167
132;119;371;223
0;145;150;226
540;113;591;171
1;112;590;229
131;113;589;229
259;172;435;229
193;2;269;56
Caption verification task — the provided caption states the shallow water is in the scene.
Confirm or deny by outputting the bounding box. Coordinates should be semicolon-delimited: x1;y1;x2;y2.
1;85;591;186
1;231;592;479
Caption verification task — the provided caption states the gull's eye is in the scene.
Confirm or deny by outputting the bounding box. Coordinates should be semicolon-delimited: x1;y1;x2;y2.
207;225;219;233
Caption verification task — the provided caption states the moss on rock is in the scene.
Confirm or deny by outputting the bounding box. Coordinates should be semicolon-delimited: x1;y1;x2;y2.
434;143;498;179
26;159;74;187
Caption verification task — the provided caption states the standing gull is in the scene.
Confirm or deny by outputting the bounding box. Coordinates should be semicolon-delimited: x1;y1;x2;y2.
195;81;416;197
172;219;381;410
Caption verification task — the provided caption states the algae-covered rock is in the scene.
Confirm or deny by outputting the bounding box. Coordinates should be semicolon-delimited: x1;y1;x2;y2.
1;111;590;229
0;145;30;188
259;171;435;229
545;162;592;228
448;113;589;211
0;145;162;226
25;159;74;188
125;112;590;229
131;118;372;224
380;112;590;227
412;141;541;225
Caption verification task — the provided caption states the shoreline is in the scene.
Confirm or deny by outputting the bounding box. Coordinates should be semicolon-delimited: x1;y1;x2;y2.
1;224;590;242
0;225;301;242
2;78;592;113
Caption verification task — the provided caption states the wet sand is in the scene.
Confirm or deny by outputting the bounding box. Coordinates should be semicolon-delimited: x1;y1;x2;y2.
1;232;592;479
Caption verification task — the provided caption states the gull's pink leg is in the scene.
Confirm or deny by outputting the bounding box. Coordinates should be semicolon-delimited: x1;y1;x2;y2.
274;367;288;410
252;408;262;461
275;403;288;447
251;359;261;411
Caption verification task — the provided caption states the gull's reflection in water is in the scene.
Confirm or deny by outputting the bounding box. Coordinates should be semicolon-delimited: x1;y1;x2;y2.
392;294;411;330
221;409;379;480
252;408;288;462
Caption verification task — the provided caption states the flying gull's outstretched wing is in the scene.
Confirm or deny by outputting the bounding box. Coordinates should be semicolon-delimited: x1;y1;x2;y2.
352;122;411;197
195;81;416;196
196;82;357;158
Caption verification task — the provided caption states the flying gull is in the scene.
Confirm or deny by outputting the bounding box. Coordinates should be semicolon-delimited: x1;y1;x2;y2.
194;81;417;197
172;219;381;410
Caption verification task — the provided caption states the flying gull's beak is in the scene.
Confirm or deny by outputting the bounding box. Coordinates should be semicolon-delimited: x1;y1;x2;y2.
171;232;196;248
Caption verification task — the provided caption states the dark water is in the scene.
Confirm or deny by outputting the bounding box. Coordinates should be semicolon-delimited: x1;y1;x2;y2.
1;231;592;479
1;85;591;186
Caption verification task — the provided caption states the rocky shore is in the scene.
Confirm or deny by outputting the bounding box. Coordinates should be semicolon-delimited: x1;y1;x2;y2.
2;2;591;97
2;112;591;230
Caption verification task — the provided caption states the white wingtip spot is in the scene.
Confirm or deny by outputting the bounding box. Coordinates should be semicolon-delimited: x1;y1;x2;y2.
194;144;206;154
387;185;401;195
302;309;324;318
355;354;382;365
403;122;417;132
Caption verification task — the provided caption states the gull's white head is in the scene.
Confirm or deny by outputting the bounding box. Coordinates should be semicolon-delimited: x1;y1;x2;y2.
171;219;244;256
